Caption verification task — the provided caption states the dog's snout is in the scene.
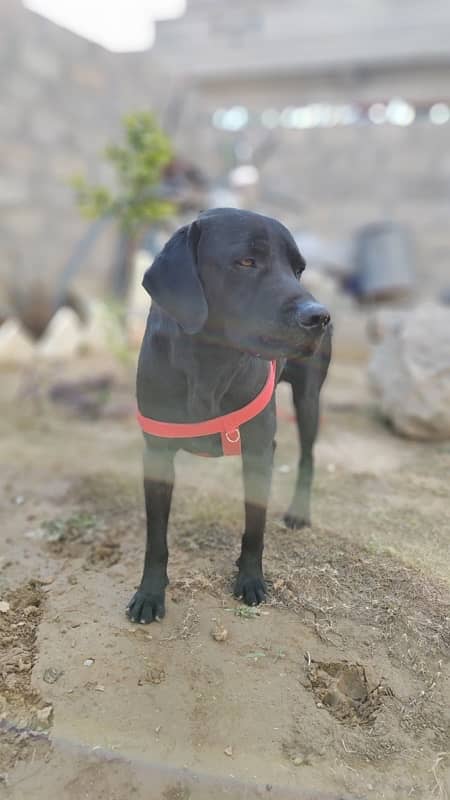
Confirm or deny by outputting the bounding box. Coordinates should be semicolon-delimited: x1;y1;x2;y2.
296;301;330;330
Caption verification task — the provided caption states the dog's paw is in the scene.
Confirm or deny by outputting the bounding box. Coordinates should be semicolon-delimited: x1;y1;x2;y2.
283;511;311;530
126;588;166;624
234;573;266;606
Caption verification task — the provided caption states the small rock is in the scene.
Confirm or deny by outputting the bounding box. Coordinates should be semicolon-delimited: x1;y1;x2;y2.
80;299;122;355
155;725;161;734
36;307;83;360
0;601;10;613
15;496;25;505
0;319;34;365
140;667;165;685
83;658;95;667
25;528;46;541
36;705;53;722
95;684;105;692
211;623;228;642
293;755;304;766
24;605;39;616
224;746;233;757
277;464;291;474
43;667;63;684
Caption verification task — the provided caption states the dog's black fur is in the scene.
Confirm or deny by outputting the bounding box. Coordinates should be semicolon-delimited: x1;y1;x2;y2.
128;208;331;623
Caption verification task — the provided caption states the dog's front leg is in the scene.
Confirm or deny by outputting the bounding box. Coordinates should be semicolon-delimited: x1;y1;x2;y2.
127;445;175;623
235;444;274;606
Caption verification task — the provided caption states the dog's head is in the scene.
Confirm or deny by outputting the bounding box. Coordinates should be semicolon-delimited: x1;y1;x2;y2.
143;208;330;359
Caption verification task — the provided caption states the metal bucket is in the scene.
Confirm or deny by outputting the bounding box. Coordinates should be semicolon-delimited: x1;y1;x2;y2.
352;222;415;303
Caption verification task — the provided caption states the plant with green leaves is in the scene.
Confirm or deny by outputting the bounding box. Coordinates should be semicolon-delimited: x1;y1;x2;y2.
71;111;175;296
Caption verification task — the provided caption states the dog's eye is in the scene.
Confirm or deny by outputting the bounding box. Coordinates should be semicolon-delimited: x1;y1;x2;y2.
237;258;256;268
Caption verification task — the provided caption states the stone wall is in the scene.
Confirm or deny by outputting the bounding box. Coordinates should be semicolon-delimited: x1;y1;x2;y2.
257;125;450;291
0;0;172;313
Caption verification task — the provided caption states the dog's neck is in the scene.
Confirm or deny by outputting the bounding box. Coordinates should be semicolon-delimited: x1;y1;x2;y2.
171;333;263;422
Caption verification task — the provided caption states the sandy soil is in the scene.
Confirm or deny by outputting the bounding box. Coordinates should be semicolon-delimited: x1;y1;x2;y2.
1;353;450;800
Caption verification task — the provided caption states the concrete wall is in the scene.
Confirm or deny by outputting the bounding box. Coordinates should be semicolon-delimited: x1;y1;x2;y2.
0;0;172;310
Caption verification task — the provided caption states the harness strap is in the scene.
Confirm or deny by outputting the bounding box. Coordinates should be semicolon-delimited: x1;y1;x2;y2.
136;360;277;456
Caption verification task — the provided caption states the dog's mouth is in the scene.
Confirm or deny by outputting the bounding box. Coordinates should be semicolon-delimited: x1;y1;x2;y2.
247;331;324;360
224;316;328;360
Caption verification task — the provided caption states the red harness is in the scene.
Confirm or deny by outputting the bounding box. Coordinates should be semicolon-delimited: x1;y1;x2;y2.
137;360;277;456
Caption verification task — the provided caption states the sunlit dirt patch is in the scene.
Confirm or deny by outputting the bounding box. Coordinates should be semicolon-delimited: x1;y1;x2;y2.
27;513;121;567
67;472;141;517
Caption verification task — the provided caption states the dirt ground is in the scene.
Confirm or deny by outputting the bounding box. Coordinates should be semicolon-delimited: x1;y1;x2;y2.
1;349;450;800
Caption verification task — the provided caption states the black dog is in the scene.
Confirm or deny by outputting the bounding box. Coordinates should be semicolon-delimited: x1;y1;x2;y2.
128;208;331;623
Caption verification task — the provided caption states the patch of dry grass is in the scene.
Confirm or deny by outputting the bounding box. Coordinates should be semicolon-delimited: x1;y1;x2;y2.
266;523;450;672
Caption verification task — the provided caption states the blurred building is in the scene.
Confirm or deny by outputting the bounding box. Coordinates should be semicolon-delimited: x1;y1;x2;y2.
153;0;450;79
153;0;450;291
1;0;450;306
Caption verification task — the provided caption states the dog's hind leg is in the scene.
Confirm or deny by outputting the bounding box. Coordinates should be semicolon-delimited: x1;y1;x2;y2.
283;333;331;529
283;376;320;529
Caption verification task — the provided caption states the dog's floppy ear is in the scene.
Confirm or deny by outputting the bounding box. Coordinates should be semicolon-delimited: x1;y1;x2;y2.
142;221;208;334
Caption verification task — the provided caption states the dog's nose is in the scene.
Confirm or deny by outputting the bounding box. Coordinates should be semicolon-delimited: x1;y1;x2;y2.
296;301;330;330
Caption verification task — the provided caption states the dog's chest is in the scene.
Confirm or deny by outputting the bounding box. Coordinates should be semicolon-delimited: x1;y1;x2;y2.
181;434;224;458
